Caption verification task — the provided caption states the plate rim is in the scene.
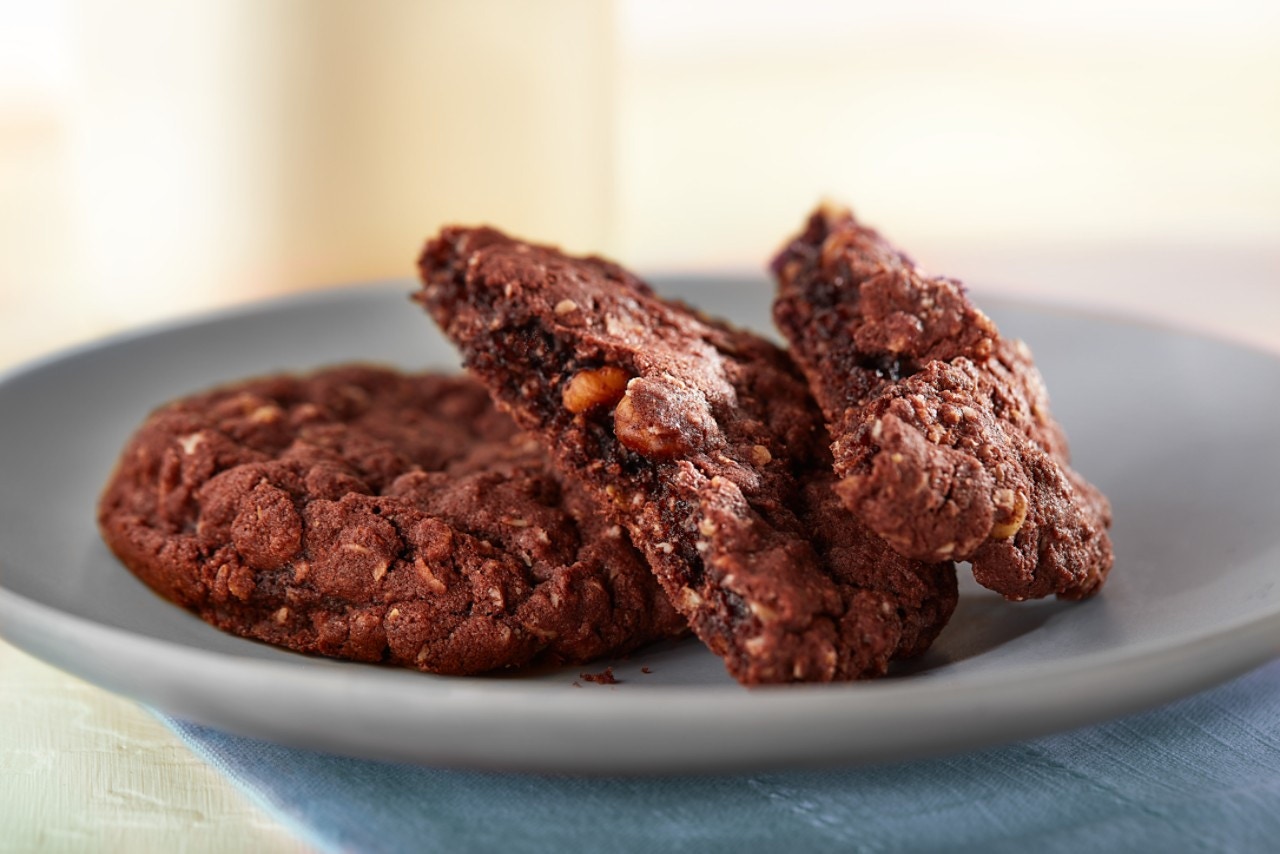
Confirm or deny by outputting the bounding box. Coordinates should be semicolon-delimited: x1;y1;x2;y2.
3;280;1279;772
4;578;1277;772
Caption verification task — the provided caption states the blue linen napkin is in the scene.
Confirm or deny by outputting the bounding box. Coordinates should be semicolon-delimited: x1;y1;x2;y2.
161;659;1280;854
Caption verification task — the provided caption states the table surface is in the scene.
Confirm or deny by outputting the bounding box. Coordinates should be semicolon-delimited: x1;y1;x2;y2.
2;245;1277;852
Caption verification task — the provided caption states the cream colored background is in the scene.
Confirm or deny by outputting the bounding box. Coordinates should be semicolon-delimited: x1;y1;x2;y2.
3;0;1278;364
1;1;1278;850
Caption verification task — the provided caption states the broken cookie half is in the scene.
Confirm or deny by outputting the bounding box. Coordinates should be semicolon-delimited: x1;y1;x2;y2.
772;205;1113;601
418;226;956;685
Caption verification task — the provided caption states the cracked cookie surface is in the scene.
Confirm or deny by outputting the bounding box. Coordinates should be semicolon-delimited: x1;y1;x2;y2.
417;227;956;684
772;206;1113;600
98;366;684;675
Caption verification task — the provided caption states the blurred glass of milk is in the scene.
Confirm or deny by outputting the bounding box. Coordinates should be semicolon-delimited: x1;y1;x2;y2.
68;0;614;320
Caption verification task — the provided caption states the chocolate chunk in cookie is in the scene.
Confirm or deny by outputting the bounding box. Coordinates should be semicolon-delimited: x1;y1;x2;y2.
99;366;685;675
417;227;956;685
772;205;1113;600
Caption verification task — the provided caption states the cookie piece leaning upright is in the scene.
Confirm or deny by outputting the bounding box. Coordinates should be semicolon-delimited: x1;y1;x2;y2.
417;227;956;685
99;366;685;675
772;205;1113;601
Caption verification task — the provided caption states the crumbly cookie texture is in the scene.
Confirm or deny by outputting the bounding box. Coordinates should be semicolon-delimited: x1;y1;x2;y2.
99;366;685;675
417;226;956;685
772;205;1113;601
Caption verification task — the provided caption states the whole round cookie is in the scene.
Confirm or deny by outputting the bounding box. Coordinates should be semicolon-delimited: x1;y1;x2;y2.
98;366;685;675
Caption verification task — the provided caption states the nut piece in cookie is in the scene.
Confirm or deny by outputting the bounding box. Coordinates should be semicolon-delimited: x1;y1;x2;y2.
417;226;956;685
772;205;1113;601
98;367;685;675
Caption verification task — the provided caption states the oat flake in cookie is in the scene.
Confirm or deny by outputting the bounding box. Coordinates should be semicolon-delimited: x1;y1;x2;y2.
772;205;1113;601
417;227;956;685
98;366;684;675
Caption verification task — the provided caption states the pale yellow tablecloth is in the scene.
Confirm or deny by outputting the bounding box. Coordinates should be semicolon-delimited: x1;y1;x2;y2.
0;643;311;854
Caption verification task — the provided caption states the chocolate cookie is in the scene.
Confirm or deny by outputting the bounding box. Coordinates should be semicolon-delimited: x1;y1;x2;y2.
98;366;685;675
772;205;1113;600
417;227;956;685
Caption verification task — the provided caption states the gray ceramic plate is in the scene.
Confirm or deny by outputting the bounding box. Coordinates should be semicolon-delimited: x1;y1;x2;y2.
2;280;1278;774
